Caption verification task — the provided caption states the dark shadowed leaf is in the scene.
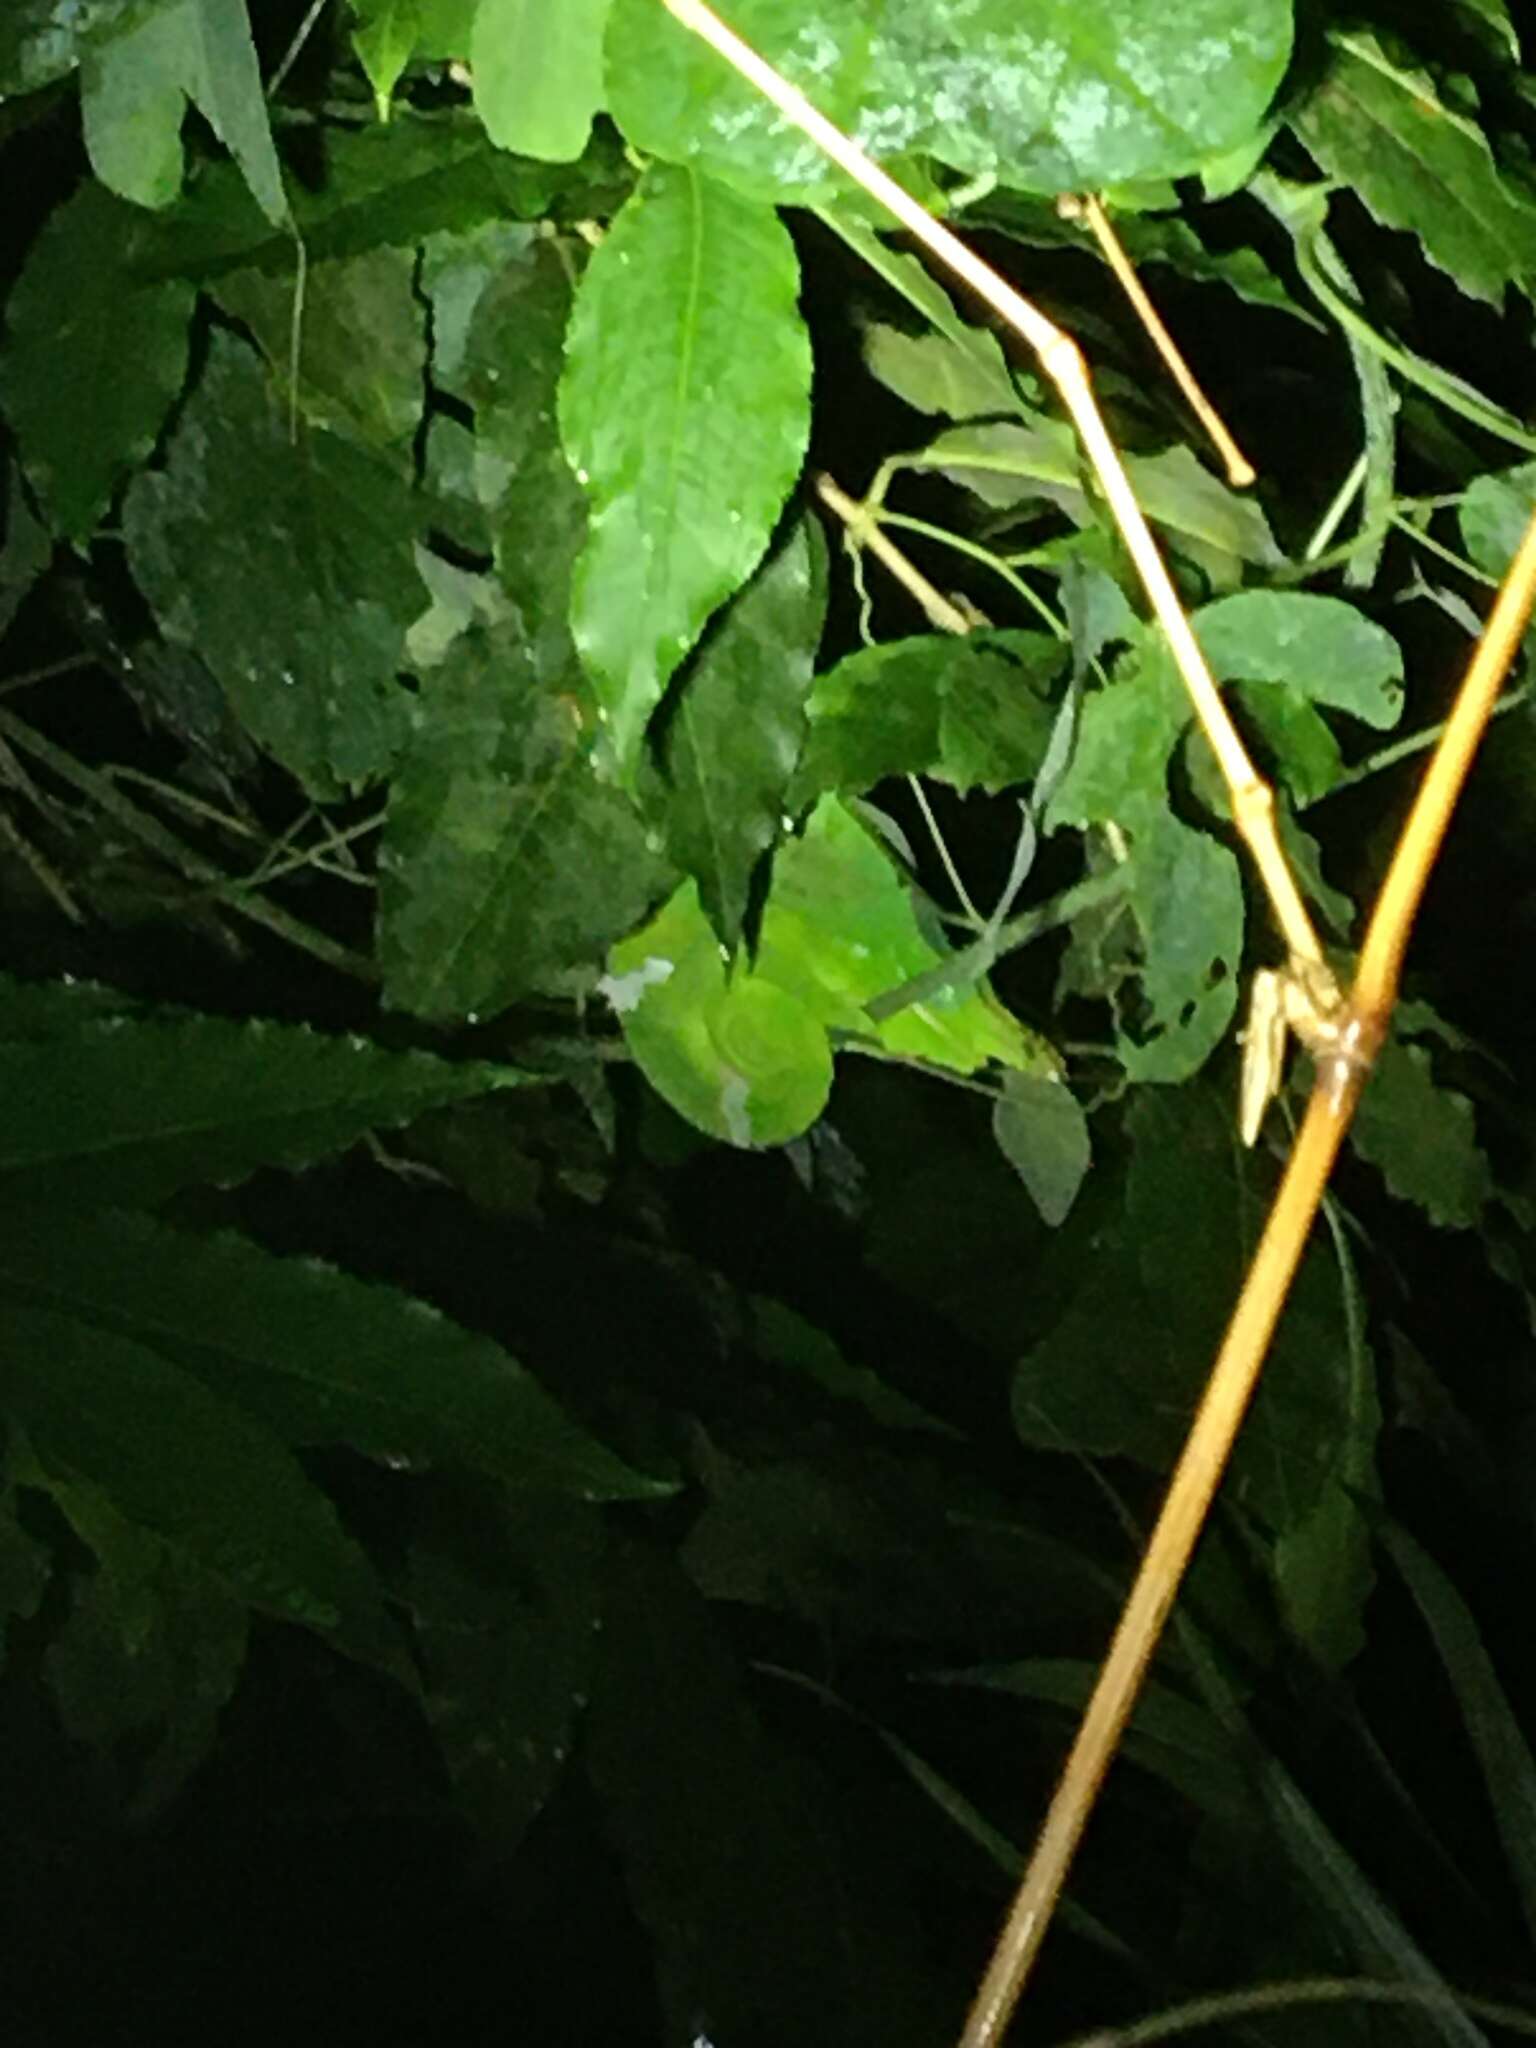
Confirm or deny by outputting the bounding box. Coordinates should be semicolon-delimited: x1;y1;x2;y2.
0;1010;526;1206
122;333;425;797
3;182;193;542
659;517;827;949
378;628;672;1020
0;1203;669;1500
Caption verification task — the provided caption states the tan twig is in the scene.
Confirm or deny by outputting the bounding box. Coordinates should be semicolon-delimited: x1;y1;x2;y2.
812;472;975;634
1062;193;1255;488
657;0;1324;985
958;506;1536;2047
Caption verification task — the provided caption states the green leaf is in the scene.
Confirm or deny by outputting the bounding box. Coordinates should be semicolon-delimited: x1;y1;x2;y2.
1382;1520;1536;1948
659;518;827;950
0;1009;526;1207
1351;1038;1492;1228
558;163;812;776
992;1071;1091;1227
1193;590;1405;728
1291;31;1536;307
42;1491;246;1816
352;0;422;118
471;0;609;161
606;882;836;1147
122;332;425;797
3;183;194;543
0;1203;667;1499
1048;644;1242;1080
606;798;1032;1147
407;1486;603;1844
795;631;1061;802
378;628;672;1020
213;246;426;451
607;0;1292;203
861;323;1024;422
0;1302;393;1650
80;4;189;209
1460;460;1536;579
80;0;287;226
0;0;153;94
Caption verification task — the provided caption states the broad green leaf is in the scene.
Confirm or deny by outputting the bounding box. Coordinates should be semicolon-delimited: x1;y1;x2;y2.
0;1010;526;1207
352;0;422;117
1193;590;1405;728
558;163;812;775
407;1486;603;1844
182;0;288;226
607;0;1292;204
606;883;836;1147
79;0;287;225
1351;1038;1492;1228
80;4;188;208
862;323;1023;422
0;1302;393;1650
0;1203;669;1500
992;1071;1091;1227
3;183;194;543
122;332;425;797
795;631;1061;802
214;245;425;452
586;1538;943;2048
1460;460;1536;579
0;0;152;93
378;627;671;1020
659;519;827;949
42;1493;246;1817
606;798;1032;1147
1382;1520;1536;1946
1292;32;1536;307
471;0;609;161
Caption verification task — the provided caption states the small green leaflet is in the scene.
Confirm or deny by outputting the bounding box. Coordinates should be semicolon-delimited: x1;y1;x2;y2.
607;0;1292;203
1351;1039;1492;1229
559;163;812;779
352;0;424;118
992;1071;1091;1228
3;182;193;543
604;797;1032;1148
80;0;289;227
472;0;610;161
1461;460;1536;581
1292;31;1536;307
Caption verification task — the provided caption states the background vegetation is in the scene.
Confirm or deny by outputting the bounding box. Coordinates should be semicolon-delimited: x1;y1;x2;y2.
2;1;1536;2042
